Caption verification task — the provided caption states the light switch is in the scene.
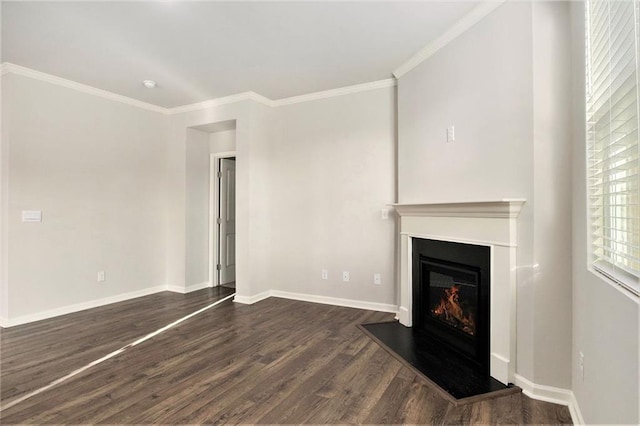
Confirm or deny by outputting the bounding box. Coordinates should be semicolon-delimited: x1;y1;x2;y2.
447;125;455;143
22;210;42;222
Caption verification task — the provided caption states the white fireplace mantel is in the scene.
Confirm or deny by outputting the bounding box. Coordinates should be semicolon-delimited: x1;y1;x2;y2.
390;199;525;219
391;199;526;385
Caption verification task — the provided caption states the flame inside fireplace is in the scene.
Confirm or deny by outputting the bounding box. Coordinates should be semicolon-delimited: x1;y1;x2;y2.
431;285;476;336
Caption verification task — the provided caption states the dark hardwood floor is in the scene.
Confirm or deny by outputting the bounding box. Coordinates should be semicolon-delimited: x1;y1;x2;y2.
0;289;572;424
0;286;234;405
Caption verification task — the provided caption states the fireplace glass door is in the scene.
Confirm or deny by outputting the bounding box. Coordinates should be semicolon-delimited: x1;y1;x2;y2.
427;262;478;337
412;238;490;374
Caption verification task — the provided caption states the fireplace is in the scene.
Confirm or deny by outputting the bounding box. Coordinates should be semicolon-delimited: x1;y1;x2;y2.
412;238;490;374
392;200;525;385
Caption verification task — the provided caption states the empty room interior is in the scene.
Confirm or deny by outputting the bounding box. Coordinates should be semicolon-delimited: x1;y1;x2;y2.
1;1;639;424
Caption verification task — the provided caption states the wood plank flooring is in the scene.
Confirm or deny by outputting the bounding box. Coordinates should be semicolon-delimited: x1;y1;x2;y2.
0;290;572;424
0;287;234;405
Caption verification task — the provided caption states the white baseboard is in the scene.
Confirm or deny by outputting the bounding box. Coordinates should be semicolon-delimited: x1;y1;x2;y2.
515;374;572;406
514;374;584;424
165;284;184;293
0;285;167;327
568;391;585;425
232;289;398;315
233;290;271;305
396;306;411;326
1;286;399;327
166;281;211;294
490;352;510;386
269;290;398;313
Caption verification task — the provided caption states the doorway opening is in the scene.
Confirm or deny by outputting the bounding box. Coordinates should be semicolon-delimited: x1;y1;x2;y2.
189;119;237;290
214;156;236;289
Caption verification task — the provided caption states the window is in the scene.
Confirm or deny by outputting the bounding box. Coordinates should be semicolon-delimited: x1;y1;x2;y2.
586;0;640;296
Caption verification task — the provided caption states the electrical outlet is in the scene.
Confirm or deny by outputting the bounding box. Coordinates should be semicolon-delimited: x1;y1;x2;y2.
374;273;381;285
342;271;350;282
579;351;585;381
97;271;106;283
321;269;328;280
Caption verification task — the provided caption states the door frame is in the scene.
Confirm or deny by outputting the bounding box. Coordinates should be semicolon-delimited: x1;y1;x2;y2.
209;151;237;287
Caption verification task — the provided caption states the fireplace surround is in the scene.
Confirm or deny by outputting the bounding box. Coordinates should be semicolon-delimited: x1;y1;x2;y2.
413;238;490;374
391;200;525;385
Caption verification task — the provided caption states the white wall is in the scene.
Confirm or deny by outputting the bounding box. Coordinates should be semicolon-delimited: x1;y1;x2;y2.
0;19;8;321
246;101;275;296
2;68;396;318
166;101;273;299
1;1;8;321
2;73;168;320
397;1;572;390
185;127;211;286
570;3;639;424
531;1;573;388
268;88;396;305
210;129;236;153
169;89;396;306
184;127;237;288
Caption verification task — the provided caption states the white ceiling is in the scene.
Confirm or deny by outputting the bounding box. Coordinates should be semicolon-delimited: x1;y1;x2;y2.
1;1;480;108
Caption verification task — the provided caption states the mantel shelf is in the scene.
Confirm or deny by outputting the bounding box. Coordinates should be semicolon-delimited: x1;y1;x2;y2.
389;199;526;219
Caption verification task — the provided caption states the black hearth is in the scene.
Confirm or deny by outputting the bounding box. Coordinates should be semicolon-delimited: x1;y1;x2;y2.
412;238;490;374
360;238;515;402
359;203;522;402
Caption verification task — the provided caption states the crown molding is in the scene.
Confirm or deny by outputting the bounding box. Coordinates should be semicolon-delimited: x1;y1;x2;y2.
1;62;169;114
168;91;275;115
167;78;396;113
2;62;396;115
393;0;506;79
270;78;397;107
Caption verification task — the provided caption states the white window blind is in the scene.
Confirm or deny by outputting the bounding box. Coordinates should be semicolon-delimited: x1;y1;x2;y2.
586;0;640;296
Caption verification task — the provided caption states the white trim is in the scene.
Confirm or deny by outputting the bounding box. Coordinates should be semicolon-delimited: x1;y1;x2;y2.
2;63;395;115
270;290;398;313
569;391;586;426
514;374;585;425
390;199;526;219
233;290;272;305
168;91;274;115
587;267;640;303
209;151;237;288
166;281;211;294
232;289;398;314
0;62;169;114
168;79;396;112
490;352;510;385
0;285;167;328
396;306;410;325
393;1;506;78
270;78;397;107
185;282;211;292
1;284;399;330
514;373;572;406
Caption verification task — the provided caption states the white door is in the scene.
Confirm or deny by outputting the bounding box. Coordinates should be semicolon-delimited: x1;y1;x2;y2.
219;158;236;285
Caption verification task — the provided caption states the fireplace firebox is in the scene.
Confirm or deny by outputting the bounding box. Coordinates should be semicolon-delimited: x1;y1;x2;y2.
412;238;490;374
